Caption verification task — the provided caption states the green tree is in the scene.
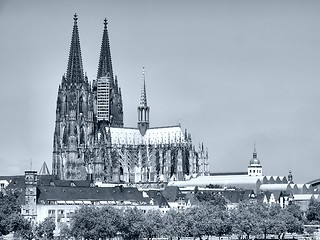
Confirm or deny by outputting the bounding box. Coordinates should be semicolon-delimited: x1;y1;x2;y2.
281;209;304;237
230;201;261;239
195;191;227;209
162;209;188;240
268;204;303;239
70;206;100;240
286;202;303;221
210;206;232;239
36;217;56;240
95;206;121;239
58;222;71;240
269;218;286;239
186;205;212;239
0;190;23;236
306;197;320;224
14;217;36;240
142;209;164;239
119;207;145;240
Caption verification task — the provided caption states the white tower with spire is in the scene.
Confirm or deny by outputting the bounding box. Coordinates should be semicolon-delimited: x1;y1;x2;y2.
248;145;263;176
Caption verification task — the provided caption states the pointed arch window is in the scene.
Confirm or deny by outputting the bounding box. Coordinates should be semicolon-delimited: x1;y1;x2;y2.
64;96;68;114
63;128;68;145
79;95;83;114
80;127;85;145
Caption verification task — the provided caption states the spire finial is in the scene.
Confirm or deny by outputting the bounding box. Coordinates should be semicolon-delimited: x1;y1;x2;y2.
104;18;108;28
139;67;147;106
143;66;145;79
253;143;257;158
74;13;78;23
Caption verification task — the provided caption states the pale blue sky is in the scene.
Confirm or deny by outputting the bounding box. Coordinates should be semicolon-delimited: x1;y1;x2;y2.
0;0;320;183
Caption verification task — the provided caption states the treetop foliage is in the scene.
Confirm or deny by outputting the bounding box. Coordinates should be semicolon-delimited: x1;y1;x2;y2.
65;200;305;240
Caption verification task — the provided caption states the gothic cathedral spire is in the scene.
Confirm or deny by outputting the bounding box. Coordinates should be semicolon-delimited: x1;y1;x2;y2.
138;67;150;136
95;19;123;127
97;19;113;81
53;14;94;180
140;67;148;107
66;14;84;83
53;16;209;182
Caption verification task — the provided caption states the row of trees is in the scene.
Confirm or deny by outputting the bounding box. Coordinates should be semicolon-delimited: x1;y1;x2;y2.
59;200;304;240
0;191;55;239
3;190;320;240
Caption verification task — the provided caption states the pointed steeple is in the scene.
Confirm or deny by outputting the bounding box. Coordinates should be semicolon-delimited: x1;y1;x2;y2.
250;144;260;165
137;67;150;136
39;162;50;175
97;18;113;80
253;143;257;159
66;14;84;83
248;144;262;176
139;67;148;106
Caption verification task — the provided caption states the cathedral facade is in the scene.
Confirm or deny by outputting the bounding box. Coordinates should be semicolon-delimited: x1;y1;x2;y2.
52;15;209;183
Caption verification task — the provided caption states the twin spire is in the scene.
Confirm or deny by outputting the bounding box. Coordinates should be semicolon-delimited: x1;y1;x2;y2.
66;14;113;83
97;18;113;80
66;14;84;83
65;15;149;128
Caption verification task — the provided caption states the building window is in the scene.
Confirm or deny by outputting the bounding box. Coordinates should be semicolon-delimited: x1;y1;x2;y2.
58;209;64;217
48;210;55;219
66;210;74;218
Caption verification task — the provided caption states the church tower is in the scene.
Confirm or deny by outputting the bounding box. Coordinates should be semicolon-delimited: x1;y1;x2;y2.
137;68;150;136
52;15;209;183
94;19;123;127
52;14;95;180
248;145;263;176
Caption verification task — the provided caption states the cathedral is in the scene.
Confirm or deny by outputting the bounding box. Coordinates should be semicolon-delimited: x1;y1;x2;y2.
52;15;209;183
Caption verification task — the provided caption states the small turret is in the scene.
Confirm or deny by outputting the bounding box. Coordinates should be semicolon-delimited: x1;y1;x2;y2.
137;67;150;136
288;170;293;184
248;144;263;176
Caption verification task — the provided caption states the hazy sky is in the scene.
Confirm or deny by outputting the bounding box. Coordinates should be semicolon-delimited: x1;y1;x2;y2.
0;0;320;183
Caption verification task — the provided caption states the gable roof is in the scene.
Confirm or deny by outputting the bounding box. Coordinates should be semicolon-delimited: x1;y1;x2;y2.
37;185;148;204
185;192;199;206
145;190;170;208
162;186;184;202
